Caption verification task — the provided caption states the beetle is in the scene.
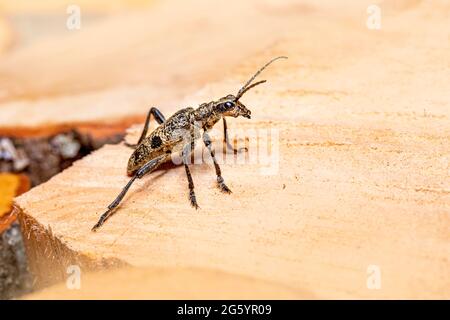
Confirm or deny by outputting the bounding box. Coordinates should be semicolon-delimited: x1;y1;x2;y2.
92;56;287;231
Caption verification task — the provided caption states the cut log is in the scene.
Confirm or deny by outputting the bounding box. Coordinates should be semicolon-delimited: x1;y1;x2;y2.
22;266;306;299
12;1;450;298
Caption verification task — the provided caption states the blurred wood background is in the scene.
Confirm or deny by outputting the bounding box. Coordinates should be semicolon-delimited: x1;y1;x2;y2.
1;0;449;299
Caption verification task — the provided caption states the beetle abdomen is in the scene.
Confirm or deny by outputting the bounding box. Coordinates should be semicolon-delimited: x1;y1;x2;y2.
127;143;158;176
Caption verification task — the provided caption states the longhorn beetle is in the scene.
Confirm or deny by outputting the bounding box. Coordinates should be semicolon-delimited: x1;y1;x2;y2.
92;56;287;231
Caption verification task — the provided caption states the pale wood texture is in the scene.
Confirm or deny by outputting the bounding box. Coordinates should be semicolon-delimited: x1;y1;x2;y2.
0;18;12;54
23;266;306;299
0;0;152;13
13;0;450;299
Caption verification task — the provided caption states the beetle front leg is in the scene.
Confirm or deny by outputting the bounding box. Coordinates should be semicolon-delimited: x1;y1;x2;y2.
223;118;248;154
203;130;232;193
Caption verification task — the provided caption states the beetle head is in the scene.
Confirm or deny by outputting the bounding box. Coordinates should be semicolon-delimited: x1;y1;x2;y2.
215;94;251;119
215;56;287;120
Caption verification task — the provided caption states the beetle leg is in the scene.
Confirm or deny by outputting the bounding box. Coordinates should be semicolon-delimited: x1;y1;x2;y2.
222;118;247;154
125;107;166;148
203;130;232;193
182;133;200;209
92;155;167;231
150;107;166;124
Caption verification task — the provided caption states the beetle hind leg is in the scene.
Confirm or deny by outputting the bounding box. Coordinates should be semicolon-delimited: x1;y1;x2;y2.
91;155;167;231
125;107;166;148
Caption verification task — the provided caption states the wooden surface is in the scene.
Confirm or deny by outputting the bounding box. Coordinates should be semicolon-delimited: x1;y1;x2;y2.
12;0;450;299
0;1;152;13
0;18;12;54
23;266;305;299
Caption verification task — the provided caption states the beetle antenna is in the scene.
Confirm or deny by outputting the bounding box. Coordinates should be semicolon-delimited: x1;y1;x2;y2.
235;56;287;100
235;80;267;98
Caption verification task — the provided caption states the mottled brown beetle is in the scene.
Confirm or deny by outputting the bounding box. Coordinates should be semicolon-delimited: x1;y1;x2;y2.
92;56;287;231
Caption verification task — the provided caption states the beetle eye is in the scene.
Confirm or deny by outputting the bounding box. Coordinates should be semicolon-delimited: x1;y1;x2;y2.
224;101;234;109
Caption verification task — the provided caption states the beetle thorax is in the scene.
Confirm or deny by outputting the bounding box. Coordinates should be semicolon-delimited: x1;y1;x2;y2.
193;101;222;129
